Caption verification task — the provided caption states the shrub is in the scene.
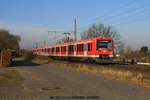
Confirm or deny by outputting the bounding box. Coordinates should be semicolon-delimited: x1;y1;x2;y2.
23;51;35;61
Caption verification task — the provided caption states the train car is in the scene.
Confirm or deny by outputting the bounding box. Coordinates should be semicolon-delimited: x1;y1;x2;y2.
32;37;114;63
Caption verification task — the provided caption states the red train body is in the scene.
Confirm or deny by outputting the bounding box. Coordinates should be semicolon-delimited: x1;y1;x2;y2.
32;37;114;62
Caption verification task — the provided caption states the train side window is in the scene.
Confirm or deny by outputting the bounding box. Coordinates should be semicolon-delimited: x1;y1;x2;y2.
81;44;84;51
84;44;88;51
46;48;47;53
58;47;60;52
88;43;92;51
61;47;63;52
77;44;83;51
74;45;76;51
68;45;71;52
76;45;78;52
52;48;55;53
68;45;74;52
77;44;80;52
72;45;74;52
64;46;66;52
61;46;66;52
56;47;59;52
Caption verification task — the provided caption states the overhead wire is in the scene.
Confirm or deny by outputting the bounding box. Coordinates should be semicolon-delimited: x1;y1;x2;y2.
78;0;138;30
112;7;150;26
78;0;150;32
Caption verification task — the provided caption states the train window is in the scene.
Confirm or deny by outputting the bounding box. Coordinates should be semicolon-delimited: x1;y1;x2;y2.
46;48;48;53
68;45;74;52
61;46;66;52
61;47;63;52
88;43;92;51
77;44;79;52
97;40;112;50
84;44;88;51
72;45;74;52
50;48;52;52
64;46;66;52
58;47;60;52
81;44;84;51
56;47;60;52
77;44;83;52
74;45;76;51
52;48;55;53
77;44;80;52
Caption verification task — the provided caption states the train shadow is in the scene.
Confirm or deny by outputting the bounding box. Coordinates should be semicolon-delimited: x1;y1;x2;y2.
12;57;40;67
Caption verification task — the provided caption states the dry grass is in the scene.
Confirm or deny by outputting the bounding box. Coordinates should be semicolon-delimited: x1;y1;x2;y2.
32;56;49;64
0;68;23;86
49;62;150;89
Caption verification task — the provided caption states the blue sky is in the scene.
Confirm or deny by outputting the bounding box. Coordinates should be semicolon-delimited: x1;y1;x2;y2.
0;0;150;49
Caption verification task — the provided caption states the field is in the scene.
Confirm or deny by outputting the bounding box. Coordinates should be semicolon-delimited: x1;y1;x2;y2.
0;68;23;86
47;60;150;89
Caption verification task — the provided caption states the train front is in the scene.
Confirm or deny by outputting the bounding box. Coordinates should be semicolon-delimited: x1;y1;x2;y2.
96;38;114;60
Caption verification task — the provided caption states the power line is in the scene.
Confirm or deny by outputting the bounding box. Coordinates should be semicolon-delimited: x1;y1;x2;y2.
78;0;138;29
87;0;138;23
99;1;150;23
111;7;150;26
78;0;150;31
113;13;150;26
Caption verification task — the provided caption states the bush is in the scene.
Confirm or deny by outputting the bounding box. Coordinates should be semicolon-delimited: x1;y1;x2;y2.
23;51;35;61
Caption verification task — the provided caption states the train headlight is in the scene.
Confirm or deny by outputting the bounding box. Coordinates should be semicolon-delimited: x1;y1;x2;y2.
109;54;114;57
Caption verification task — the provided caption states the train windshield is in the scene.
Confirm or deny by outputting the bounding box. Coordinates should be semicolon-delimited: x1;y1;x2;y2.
97;40;112;50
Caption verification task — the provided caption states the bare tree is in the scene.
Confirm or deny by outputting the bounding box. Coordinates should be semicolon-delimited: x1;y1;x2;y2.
81;23;124;53
0;29;21;51
140;46;148;56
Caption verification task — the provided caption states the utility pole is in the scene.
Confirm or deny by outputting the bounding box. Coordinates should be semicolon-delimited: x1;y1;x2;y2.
48;31;57;43
64;32;71;41
35;42;38;48
48;31;56;39
43;41;46;47
74;17;77;41
33;42;38;48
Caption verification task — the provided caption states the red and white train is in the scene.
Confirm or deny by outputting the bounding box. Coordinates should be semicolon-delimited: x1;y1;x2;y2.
32;37;114;63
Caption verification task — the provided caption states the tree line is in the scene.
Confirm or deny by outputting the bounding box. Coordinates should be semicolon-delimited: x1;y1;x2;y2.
0;29;21;51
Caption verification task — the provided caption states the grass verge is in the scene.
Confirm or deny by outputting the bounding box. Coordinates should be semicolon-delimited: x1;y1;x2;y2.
0;69;24;86
32;56;49;64
49;61;150;89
